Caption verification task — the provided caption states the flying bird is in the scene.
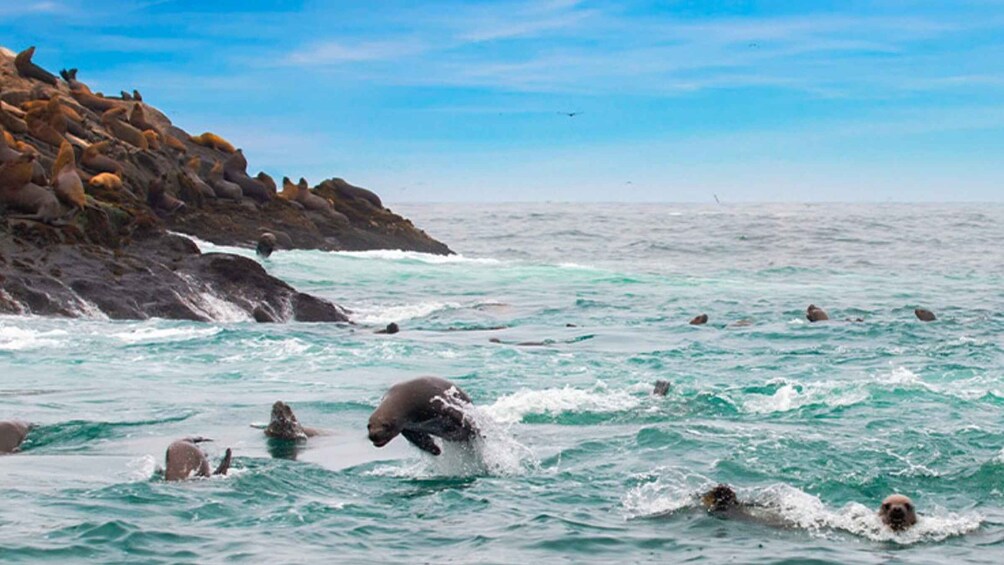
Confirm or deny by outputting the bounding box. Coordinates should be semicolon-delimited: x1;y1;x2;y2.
558;111;582;117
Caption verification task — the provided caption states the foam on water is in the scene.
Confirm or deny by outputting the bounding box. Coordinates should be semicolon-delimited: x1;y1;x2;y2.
484;382;642;424
0;324;69;351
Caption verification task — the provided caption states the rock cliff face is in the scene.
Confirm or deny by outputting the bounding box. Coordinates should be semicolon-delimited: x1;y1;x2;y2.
0;45;450;321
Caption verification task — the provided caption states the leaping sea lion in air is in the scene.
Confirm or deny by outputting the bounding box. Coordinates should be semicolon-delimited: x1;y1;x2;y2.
368;377;478;456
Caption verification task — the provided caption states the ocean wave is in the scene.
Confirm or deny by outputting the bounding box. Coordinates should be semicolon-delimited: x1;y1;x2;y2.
332;249;503;265
0;324;69;351
350;301;462;325
484;382;642;424
111;325;222;345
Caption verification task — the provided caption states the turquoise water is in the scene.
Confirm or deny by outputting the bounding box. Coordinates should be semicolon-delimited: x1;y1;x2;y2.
1;203;1002;564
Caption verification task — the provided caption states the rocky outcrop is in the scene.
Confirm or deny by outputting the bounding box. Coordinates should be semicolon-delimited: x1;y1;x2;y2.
0;45;449;321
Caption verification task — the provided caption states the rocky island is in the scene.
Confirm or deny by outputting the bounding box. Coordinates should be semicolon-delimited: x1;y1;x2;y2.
0;45;450;322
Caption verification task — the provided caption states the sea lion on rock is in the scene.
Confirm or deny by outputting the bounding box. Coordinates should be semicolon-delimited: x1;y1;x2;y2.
101;107;148;150
282;177;344;219
129;104;158;133
255;171;278;197
14;47;58;85
208;160;243;201
689;314;708;325
376;322;400;335
133;89;143;102
318;177;383;209
25;111;65;147
264;401;320;441
652;380;671;396
0;99;28;134
368;376;478;456
59;68;84;90
806;304;829;322
70;84;125;113
190;132;235;153
0;420;31;454
162;132;187;153
51;140;86;211
878;494;917;532
164;437;232;481
180;157;221;200
915;308;936;322
87;172;124;192
81;141;123;175
256;232;277;258
147;173;186;214
143;130;161;151
0;153;62;223
223;150;269;202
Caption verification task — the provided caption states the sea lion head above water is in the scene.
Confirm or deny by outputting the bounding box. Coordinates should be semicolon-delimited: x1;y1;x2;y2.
915;308;936;322
256;232;277;258
806;304;829;322
701;484;740;513
689;314;708;325
375;322;399;335
878;494;917;531
652;380;671;396
164;437;232;481
264;401;309;441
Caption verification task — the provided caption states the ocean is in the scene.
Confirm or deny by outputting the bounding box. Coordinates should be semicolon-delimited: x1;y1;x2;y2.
1;202;1002;564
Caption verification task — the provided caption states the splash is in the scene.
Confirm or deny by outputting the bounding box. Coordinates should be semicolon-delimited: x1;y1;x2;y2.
484;382;641;424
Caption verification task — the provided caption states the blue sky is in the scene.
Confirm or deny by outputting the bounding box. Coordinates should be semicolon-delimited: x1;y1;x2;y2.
2;0;1004;202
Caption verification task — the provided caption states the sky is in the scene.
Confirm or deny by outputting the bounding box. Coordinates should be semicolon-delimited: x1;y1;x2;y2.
2;0;1004;202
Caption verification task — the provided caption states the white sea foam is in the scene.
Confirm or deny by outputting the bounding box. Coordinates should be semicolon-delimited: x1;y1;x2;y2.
333;249;502;265
350;301;460;325
111;325;221;345
484;382;641;424
0;325;69;351
741;379;866;415
126;454;158;481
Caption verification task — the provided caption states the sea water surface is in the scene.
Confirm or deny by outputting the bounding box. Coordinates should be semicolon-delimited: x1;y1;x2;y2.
1;203;1003;564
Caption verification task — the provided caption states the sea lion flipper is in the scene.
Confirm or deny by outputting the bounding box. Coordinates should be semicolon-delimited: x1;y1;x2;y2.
213;448;232;476
401;429;441;456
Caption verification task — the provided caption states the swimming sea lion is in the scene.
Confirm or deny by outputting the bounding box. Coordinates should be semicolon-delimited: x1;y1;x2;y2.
256;232;277;258
14;47;58;85
652;380;671;396
0;420;31;454
689;314;708;325
915;308;936;322
264;401;320;441
376;322;400;335
368;376;478;456
164;437;232;481
701;484;740;513
878;494;917;532
81;141;123;175
51;140;86;210
223;150;270;202
101;107;148;150
190;132;235;153
806;304;829;322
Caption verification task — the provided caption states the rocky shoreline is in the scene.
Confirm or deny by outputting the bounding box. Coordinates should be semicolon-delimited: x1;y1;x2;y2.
0;45;450;321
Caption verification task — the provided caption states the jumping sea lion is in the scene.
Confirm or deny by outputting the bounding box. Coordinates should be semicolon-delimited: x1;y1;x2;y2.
806;304;829;322
51;140;86;211
14;47;58;85
376;322;400;335
264;401;320;441
878;494;917;532
101;107;148;150
652;380;671;396
190;132;235;153
0;420;31;454
256;232;277;258
223;149;270;202
368;376;478;456
915;308;936;322
164;437;232;481
689;314;708;325
81;141;123;175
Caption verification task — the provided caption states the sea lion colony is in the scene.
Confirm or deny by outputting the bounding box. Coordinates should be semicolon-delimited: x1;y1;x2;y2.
1;46;952;537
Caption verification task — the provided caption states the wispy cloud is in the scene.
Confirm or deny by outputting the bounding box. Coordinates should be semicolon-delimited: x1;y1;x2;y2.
284;38;428;65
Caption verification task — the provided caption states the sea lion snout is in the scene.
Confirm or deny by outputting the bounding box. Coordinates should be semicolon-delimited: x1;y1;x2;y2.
879;494;917;531
367;419;395;447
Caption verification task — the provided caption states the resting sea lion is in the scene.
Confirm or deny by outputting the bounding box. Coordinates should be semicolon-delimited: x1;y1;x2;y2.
101;107;148;150
255;172;278;197
59;68;84;90
281;177;342;217
0;421;31;454
14;47;58;85
190;132;235;153
0;154;62;223
120;91;133;102
208;160;243;201
878;494;917;532
25;111;65;147
652;380;670;396
376;322;400;335
689;314;708;325
0;97;28;133
164;437;232;481
147;173;186;214
70;84;125;113
318;177;383;209
81;141;123;175
88;172;124;192
133;89;143;102
179;157;220;200
143;130;161;151
256;232;277;258
162;132;187;153
264;401;320;441
223;149;270;202
51;140;86;211
368;376;478;456
915;308;936;322
806;304;829;322
129;104;158;133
